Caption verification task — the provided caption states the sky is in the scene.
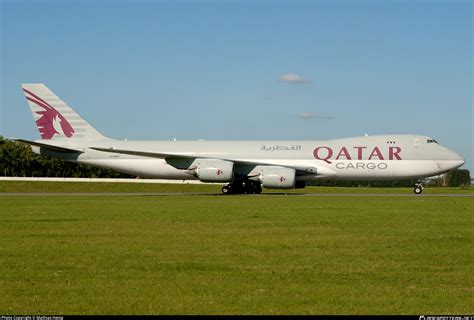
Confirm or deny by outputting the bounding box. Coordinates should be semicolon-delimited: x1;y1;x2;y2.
1;0;472;172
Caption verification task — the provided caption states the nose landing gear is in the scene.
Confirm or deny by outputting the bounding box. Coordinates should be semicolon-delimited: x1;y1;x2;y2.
414;182;424;194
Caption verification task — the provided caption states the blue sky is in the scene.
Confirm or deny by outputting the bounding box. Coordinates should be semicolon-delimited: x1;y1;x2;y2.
1;0;472;172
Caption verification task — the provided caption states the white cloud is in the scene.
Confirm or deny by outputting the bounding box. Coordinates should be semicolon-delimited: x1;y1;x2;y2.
298;112;334;120
279;73;310;84
299;112;315;119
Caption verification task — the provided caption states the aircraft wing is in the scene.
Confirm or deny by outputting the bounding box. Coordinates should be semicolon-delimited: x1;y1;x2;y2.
90;147;320;175
90;147;189;159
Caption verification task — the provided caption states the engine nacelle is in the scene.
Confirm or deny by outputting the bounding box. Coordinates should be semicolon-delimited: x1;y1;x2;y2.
257;166;296;189
192;158;234;182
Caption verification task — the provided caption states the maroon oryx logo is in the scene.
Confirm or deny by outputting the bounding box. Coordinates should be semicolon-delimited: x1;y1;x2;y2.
23;88;75;139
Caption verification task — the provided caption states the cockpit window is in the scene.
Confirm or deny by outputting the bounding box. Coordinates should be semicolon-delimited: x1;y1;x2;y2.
427;139;438;144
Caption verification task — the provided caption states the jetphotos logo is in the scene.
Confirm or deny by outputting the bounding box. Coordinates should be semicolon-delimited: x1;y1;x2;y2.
313;146;402;164
23;88;75;139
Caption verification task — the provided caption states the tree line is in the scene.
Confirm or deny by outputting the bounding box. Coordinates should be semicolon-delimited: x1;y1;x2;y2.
0;136;470;187
0;136;130;178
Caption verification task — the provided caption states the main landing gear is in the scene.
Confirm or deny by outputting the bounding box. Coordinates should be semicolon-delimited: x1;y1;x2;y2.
413;182;424;194
222;180;262;195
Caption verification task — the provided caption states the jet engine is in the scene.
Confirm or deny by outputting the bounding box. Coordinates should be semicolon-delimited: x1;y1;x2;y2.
190;158;234;182
255;166;296;189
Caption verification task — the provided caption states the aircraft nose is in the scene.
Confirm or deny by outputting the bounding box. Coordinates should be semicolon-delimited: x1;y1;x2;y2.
445;148;465;169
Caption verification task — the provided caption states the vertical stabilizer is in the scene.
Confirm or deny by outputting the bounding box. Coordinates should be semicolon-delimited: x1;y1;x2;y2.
22;84;107;140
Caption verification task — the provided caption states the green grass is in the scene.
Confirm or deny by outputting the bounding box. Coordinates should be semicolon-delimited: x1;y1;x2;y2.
0;181;220;193
0;180;472;194
0;193;472;314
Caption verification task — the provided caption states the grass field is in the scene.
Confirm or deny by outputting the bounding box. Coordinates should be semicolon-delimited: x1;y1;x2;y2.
0;180;473;194
0;182;472;314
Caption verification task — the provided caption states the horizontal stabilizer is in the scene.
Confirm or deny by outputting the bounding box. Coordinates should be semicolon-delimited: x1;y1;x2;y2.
15;139;83;153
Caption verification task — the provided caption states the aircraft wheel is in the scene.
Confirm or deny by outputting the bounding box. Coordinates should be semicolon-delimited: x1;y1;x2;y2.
255;184;262;194
222;185;231;195
244;181;256;194
413;183;423;195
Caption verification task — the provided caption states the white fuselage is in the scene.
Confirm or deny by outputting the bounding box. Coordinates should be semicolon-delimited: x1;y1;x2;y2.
20;84;465;192
34;134;465;181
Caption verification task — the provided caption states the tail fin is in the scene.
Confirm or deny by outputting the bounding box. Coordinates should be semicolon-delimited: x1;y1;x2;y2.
22;84;107;140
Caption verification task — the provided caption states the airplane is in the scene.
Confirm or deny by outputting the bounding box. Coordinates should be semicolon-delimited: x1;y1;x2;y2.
15;83;465;195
